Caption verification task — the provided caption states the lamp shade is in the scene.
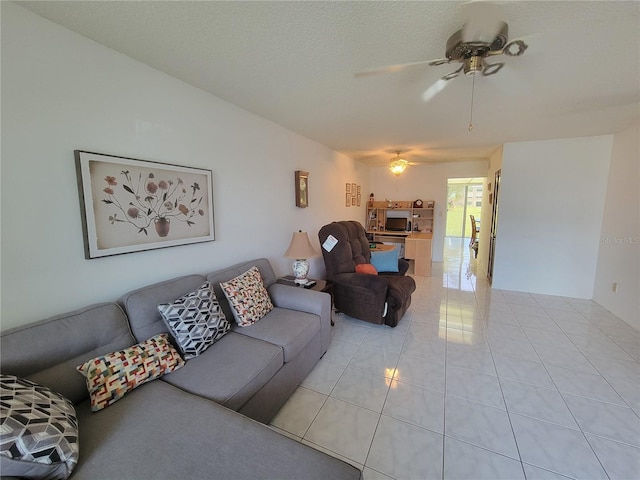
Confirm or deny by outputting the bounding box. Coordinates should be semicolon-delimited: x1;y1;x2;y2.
284;231;318;259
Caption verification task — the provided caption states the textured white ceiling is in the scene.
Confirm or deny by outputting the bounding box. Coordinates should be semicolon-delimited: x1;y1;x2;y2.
17;1;640;165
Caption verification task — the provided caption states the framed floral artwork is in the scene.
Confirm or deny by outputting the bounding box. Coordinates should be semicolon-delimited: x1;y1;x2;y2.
75;150;215;259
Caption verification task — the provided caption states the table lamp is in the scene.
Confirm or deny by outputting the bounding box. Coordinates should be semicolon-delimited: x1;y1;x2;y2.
284;230;319;285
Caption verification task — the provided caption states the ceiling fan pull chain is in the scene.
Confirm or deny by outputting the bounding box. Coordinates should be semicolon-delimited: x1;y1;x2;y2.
468;73;476;132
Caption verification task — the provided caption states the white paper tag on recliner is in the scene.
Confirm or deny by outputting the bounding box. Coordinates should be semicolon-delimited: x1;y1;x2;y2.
322;235;338;252
382;302;388;317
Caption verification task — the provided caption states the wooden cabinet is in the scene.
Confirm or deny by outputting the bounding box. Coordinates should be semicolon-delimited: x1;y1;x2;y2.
366;200;434;277
366;200;434;234
405;234;432;276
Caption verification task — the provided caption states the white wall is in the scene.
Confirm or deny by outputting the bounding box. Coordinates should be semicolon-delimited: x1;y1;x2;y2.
0;3;368;329
370;160;488;262
493;136;613;298
593;122;640;329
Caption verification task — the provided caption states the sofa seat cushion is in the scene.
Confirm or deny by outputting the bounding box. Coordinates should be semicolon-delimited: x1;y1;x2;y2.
232;307;320;363
71;380;360;480
160;332;283;411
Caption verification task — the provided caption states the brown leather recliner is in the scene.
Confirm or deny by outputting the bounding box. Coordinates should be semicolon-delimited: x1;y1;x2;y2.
318;221;416;327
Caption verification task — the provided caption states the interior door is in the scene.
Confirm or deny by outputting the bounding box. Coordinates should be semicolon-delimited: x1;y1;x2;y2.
487;169;501;283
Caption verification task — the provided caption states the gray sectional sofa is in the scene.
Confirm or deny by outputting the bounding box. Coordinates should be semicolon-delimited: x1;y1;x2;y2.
1;258;361;480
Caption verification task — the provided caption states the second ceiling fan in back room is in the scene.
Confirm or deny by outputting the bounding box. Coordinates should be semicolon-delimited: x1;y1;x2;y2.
356;1;529;131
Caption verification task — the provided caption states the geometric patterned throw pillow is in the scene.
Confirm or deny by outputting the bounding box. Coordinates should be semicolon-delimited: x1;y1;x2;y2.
0;374;79;480
158;281;231;360
76;333;184;412
219;266;274;327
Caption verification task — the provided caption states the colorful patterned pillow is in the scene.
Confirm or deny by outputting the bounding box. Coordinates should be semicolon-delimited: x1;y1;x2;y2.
76;333;184;411
0;374;79;480
220;266;274;327
158;281;231;359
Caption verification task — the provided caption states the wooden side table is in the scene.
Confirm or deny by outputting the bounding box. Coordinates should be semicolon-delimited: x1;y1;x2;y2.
276;276;335;326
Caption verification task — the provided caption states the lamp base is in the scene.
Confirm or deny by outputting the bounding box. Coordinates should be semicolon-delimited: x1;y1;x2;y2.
292;259;310;285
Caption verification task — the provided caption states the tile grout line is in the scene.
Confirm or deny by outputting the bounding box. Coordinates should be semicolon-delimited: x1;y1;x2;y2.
525;331;614;479
360;284;413;475
482;290;529;478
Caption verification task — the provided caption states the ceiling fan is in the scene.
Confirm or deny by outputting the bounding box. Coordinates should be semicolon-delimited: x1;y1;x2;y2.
356;1;528;105
426;21;527;82
388;151;425;176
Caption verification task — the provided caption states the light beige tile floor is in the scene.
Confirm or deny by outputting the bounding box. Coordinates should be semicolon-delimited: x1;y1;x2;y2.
270;237;640;479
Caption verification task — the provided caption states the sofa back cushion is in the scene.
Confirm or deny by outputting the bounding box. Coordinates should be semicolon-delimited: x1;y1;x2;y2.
120;274;207;343
0;303;134;404
318;221;371;277
121;259;276;344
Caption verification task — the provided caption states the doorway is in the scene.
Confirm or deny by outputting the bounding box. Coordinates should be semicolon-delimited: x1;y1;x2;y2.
487;169;501;283
445;178;484;240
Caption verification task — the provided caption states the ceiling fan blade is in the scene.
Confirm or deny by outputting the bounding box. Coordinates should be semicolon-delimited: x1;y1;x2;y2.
503;39;528;56
421;78;451;103
442;65;464;81
354;60;432;78
428;58;450;66
461;0;505;44
482;62;504;76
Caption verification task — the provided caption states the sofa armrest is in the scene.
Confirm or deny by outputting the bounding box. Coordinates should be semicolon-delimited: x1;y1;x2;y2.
268;283;332;355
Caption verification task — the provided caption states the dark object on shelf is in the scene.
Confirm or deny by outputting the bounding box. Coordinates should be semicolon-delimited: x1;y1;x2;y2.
385;217;408;232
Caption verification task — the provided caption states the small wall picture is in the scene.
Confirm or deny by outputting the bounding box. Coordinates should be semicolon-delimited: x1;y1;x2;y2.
295;170;309;208
346;182;362;207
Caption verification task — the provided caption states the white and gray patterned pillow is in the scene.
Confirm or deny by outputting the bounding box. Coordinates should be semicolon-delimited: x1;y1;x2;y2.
0;374;79;480
158;281;231;359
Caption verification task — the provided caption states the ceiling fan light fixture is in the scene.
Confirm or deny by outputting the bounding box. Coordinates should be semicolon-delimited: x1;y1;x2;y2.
463;56;484;76
389;155;409;176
